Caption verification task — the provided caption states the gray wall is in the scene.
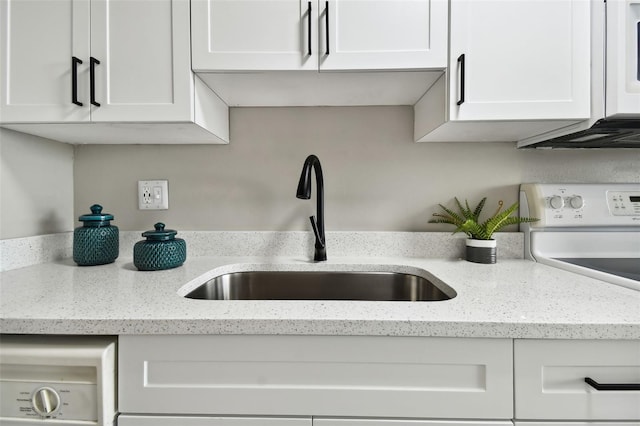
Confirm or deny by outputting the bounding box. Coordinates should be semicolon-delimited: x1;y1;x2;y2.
73;107;640;232
2;106;638;239
0;128;74;239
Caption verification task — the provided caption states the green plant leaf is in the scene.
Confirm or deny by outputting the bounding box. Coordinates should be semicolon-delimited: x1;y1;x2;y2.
482;201;520;237
430;197;538;240
456;197;473;219
458;219;484;238
429;203;466;227
472;197;486;221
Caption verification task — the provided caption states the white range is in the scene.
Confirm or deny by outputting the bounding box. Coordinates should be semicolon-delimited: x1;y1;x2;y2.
520;183;640;292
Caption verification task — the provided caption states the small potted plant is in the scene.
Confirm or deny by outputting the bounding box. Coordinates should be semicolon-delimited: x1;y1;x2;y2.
429;197;538;264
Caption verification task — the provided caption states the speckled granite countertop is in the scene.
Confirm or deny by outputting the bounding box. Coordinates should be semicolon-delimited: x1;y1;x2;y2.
1;254;639;339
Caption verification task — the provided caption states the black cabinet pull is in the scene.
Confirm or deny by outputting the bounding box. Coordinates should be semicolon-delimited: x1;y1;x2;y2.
325;1;329;55
89;57;100;107
307;1;312;56
71;56;83;106
585;377;640;391
456;54;465;106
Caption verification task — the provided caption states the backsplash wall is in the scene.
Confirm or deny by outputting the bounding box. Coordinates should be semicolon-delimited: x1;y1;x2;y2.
0;128;74;239
73;107;640;232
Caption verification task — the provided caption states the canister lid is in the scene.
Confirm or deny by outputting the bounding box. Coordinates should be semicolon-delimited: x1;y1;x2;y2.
142;222;177;241
78;204;114;222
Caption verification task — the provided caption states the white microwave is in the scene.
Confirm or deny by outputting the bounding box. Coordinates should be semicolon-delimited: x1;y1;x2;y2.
520;0;640;148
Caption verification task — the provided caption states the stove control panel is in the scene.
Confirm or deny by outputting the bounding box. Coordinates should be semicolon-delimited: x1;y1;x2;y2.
520;183;640;227
608;191;640;216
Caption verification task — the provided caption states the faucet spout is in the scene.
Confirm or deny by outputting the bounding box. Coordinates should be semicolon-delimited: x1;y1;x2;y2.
296;154;326;261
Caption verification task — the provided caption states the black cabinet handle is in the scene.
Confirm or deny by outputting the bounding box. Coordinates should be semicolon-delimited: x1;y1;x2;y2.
307;1;312;56
585;377;640;391
456;54;465;106
89;57;100;107
71;56;83;106
325;1;329;55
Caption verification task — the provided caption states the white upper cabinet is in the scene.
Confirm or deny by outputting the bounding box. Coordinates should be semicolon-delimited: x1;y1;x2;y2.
0;0;229;144
89;0;193;122
1;0;192;122
606;0;640;117
415;0;591;142
449;0;590;121
191;0;319;71
0;0;90;122
191;0;447;71
321;0;447;70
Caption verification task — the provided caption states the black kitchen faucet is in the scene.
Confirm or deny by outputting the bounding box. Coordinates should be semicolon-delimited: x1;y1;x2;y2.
296;154;326;261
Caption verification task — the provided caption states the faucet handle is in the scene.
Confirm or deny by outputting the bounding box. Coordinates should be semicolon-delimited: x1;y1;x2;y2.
309;216;325;248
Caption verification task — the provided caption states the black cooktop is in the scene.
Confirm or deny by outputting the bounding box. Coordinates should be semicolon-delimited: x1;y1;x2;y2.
556;258;640;282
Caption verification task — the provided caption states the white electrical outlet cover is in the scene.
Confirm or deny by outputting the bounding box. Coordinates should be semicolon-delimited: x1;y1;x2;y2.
138;180;169;210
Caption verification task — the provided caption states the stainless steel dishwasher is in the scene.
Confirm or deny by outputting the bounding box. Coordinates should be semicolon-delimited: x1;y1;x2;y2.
0;335;116;426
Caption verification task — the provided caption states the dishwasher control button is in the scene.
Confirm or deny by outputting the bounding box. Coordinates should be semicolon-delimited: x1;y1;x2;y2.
32;387;61;417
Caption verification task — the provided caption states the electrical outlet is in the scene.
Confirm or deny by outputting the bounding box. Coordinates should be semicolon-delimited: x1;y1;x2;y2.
138;180;169;210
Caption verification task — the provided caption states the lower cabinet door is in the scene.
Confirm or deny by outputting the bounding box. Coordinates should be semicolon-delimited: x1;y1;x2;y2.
119;335;513;419
117;416;311;426
118;417;512;426
514;339;640;420
514;423;640;426
315;420;512;426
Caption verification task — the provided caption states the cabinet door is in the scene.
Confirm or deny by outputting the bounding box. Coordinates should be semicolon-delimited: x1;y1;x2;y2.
119;335;513;419
89;0;193;122
191;0;318;71
320;0;447;71
514;339;640;420
315;420;512;426
0;0;90;122
449;0;590;121
118;416;311;426
606;0;640;116
515;423;640;426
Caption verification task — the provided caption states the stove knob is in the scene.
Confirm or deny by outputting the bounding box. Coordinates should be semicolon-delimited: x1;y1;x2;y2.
549;195;564;209
32;387;61;417
569;195;584;209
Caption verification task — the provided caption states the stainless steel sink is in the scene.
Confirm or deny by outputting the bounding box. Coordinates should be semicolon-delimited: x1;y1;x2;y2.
183;271;456;301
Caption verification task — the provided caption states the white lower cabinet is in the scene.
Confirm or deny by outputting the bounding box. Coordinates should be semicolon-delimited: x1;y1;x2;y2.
314;420;511;426
118;335;513;419
118;418;510;426
515;424;640;426
117;416;311;426
514;339;640;421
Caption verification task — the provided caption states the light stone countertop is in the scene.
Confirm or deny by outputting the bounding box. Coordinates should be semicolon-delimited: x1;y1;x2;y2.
1;253;639;339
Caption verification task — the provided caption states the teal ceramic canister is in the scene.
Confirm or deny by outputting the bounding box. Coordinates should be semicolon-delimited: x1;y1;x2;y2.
133;222;186;271
73;204;119;266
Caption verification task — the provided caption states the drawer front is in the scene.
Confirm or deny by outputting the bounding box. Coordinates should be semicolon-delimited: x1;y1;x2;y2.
514;339;640;420
119;335;513;419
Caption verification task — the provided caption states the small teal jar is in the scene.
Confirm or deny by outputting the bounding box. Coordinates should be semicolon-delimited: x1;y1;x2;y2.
73;204;119;266
134;223;186;271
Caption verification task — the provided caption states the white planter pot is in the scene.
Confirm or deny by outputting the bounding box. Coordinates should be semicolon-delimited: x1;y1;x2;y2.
465;238;497;264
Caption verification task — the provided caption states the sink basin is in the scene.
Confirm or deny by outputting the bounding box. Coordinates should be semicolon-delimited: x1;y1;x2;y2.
183;271;455;301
